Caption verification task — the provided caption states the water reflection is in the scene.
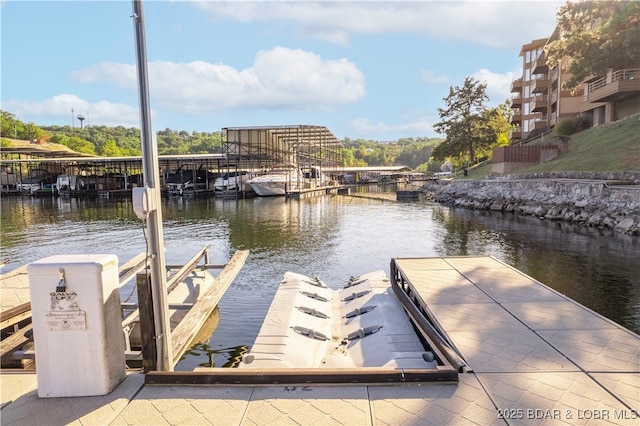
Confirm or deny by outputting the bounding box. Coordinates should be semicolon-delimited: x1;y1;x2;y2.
185;344;249;369
1;193;638;371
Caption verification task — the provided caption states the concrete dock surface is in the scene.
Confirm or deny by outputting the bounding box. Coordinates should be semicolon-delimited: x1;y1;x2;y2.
1;256;638;425
1;368;638;425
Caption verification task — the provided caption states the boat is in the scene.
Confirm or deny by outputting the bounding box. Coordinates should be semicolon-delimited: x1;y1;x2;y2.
165;165;212;195
302;165;330;188
246;164;301;196
17;169;57;195
53;173;85;196
0;167;18;192
213;171;257;193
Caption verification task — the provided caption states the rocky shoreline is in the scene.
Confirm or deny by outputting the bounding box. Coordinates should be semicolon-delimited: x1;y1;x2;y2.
422;171;640;236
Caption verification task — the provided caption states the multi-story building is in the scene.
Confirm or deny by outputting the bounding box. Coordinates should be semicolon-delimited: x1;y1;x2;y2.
510;38;548;143
510;27;639;144
510;30;584;144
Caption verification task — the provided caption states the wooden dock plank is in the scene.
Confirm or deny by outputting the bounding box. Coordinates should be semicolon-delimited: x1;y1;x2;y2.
117;252;148;284
0;323;32;360
122;246;212;331
0;302;31;331
171;249;249;367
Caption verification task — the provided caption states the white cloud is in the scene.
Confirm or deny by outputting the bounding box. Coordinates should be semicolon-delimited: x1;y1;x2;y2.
195;1;562;49
420;70;449;85
70;47;366;115
471;68;519;105
349;109;436;138
3;94;141;127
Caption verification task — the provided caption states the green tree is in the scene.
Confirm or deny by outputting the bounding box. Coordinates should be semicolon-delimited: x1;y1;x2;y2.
432;77;490;164
396;142;435;169
67;136;96;155
24;122;46;141
1;111;18;138
546;1;640;91
100;140;125;156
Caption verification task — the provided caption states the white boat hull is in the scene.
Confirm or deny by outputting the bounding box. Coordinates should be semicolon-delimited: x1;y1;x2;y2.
247;180;288;196
247;165;300;196
214;172;255;192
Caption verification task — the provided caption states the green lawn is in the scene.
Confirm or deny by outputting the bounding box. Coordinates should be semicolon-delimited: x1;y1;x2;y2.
463;114;640;179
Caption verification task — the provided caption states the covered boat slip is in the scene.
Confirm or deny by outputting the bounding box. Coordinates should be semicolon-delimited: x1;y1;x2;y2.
1;125;346;197
223;125;343;171
221;125;345;193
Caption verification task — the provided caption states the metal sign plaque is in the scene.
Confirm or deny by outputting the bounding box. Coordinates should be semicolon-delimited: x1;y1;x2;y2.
45;310;87;331
50;291;79;311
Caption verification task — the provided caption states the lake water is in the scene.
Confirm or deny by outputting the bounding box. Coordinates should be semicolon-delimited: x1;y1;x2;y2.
1;187;639;370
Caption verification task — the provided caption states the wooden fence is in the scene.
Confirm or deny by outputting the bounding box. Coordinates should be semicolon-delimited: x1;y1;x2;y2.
493;144;562;164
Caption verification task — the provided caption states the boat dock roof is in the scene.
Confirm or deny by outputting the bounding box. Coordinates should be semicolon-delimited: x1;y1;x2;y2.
1;256;638;425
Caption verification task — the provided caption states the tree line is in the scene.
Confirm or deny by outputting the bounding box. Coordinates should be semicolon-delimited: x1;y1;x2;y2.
0;104;503;172
1;112;224;157
1;110;447;171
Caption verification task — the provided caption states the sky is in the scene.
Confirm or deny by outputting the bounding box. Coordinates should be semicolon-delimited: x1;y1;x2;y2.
1;0;563;141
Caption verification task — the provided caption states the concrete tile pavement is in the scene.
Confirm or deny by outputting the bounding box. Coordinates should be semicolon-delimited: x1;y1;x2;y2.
2;371;501;426
0;267;29;312
1;372;144;426
3;369;638;425
111;375;498;426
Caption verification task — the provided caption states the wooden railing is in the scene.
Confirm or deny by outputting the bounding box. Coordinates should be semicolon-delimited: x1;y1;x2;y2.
588;69;639;93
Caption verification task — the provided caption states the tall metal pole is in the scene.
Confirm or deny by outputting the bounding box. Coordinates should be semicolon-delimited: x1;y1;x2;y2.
131;0;173;371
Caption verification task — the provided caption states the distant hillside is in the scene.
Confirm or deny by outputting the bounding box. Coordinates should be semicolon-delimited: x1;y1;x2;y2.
1;138;79;154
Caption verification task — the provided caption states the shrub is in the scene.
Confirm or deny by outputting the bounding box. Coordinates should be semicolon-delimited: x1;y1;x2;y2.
554;116;591;136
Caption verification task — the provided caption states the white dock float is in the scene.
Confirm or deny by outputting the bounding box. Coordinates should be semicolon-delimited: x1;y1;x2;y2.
240;270;436;370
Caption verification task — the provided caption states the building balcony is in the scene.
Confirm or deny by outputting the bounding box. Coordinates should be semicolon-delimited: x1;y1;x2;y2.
532;96;548;113
510;78;523;93
511;95;522;108
533;119;548;131
532;56;549;74
585;69;640;102
509;130;522;141
510;113;522;124
532;78;550;94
